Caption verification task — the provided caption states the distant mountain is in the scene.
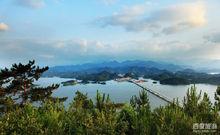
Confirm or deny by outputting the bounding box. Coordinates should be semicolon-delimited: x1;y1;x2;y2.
43;60;183;77
43;60;220;85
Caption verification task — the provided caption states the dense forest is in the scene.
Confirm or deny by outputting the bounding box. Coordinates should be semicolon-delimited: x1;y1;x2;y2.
1;61;220;134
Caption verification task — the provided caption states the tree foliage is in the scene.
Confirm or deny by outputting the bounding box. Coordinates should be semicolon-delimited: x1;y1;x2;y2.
0;60;61;113
1;61;220;134
1;87;219;135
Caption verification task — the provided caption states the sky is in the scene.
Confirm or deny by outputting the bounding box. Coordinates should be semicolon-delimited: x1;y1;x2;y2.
0;0;220;68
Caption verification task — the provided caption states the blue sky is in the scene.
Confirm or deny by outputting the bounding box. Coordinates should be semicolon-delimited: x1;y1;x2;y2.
0;0;220;68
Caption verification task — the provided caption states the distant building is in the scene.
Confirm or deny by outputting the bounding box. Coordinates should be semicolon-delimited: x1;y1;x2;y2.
115;77;131;82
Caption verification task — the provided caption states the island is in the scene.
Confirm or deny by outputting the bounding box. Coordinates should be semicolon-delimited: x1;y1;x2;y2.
61;80;78;86
44;64;220;85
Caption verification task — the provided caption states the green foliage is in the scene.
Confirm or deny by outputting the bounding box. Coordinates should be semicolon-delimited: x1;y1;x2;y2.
0;103;44;135
38;100;66;135
64;91;94;134
0;87;220;134
1;61;220;134
198;93;215;122
93;91;118;134
183;85;217;123
116;104;136;134
183;85;201;117
215;86;220;110
152;101;192;135
0;60;63;113
130;90;151;134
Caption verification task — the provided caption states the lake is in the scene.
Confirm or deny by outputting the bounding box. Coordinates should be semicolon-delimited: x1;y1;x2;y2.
36;77;219;109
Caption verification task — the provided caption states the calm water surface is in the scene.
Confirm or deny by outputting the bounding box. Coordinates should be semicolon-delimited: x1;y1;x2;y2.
36;77;218;109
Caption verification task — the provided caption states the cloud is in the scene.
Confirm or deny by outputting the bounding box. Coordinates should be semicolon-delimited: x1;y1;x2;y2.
0;37;217;67
96;2;206;34
16;0;45;8
160;2;206;34
204;32;220;43
0;22;9;31
0;38;118;66
96;4;146;29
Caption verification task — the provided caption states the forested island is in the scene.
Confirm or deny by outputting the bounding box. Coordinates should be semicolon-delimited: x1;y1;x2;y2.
44;60;220;85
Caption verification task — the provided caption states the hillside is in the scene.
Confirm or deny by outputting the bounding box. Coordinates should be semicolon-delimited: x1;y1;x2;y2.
43;61;220;85
43;60;183;77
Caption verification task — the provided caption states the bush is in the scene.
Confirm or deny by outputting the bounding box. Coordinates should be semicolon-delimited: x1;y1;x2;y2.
1;87;220;135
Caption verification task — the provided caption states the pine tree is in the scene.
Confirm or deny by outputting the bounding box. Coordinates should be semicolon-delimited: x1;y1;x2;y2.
198;93;215;122
0;60;60;112
215;86;220;110
130;90;151;134
183;85;201;117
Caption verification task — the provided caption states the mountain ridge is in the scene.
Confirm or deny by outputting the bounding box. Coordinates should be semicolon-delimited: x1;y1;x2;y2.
45;60;184;75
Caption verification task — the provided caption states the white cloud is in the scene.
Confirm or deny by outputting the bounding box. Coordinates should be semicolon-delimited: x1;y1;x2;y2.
16;0;45;8
0;22;9;31
96;4;146;28
0;36;220;66
96;2;206;35
160;2;206;34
